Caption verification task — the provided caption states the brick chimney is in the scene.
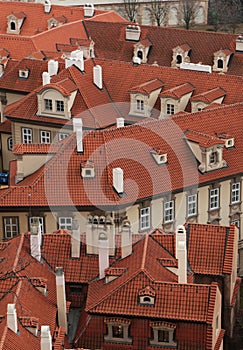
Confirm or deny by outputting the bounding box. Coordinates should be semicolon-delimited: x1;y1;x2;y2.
113;167;124;194
98;232;109;279
30;217;42;262
176;225;187;284
73;118;83;153
41;325;52;350
121;220;132;259
7;304;18;334
71;221;80;258
55;267;67;331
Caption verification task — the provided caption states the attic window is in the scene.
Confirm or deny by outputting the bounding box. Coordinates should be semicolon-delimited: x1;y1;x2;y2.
137;50;143;60
139;295;155;305
217;59;223;69
137;99;144;112
209;151;218;164
10;21;16;31
139;286;155;305
81;161;95;178
176;55;182;64
150;322;177;347
150;149;167;165
18;69;29;79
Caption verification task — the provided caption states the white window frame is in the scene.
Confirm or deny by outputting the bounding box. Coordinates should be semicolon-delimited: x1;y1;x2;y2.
136;99;144;112
231;182;240;204
40;130;51;144
140;207;150;230
3;217;19;239
44;98;53;111
58;133;69;141
22;128;32;144
166;103;175;115
56;100;64;112
210;188;219;210
164;200;174;223
104;321;132;344
187;194;197;217
29;217;44;234
150;327;176;347
7;137;13;151
58;217;72;230
209;151;217;165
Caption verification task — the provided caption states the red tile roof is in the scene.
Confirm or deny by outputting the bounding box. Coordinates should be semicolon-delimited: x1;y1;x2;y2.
185;129;225;147
129;79;163;94
191;87;226;103
159;82;194;99
0;119;11;134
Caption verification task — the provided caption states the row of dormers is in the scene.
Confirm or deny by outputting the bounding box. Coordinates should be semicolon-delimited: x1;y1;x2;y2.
6;3;95;34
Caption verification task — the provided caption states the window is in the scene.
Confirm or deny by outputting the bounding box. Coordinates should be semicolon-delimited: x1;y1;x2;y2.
40;130;51;144
164;200;174;223
217;59;223;69
22;128;32;143
7;137;13;151
29;217;44;234
150;325;176;347
3;217;19;239
56;100;64;112
104;319;132;344
187;194;197;217
58;133;69;141
10;21;16;31
44;99;53;111
209;151;217;165
140;207;150;230
58;217;72;230
231;219;240;240
232;182;240;204
136;99;144;111
166;103;175;115
137;50;143;60
176;54;182;64
210;188;219;210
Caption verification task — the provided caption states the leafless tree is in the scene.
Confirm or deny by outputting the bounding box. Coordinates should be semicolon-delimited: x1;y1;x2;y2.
209;0;242;33
180;0;201;30
146;0;167;26
122;0;138;22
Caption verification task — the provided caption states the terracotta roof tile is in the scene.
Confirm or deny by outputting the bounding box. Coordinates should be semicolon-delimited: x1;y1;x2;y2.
159;82;194;99
191;87;226;103
185;129;225;147
130;79;164;94
0;120;11;134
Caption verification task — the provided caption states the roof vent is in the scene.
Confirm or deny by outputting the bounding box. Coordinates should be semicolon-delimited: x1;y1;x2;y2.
48;59;58;76
150;149;167;165
125;24;141;41
93;65;102;89
42;71;50;86
113;167;124;194
81;160;95;178
44;0;51;14
18;69;29;79
116;117;124;128
84;3;95;17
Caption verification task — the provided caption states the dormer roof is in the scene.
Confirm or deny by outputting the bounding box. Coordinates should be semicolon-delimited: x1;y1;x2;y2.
8;11;26;20
129;79;164;95
38;77;77;96
191;87;226;103
173;43;191;52
185;129;225;148
159;82;194;99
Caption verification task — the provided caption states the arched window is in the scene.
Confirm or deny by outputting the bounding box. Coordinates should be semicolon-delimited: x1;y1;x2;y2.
7;137;13;151
137;50;143;60
10;21;16;31
217;59;223;69
176;55;182;64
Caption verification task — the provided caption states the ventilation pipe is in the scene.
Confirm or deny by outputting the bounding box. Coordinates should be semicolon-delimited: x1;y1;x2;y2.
113;168;124;194
98;232;109;279
71;221;80;258
7;304;18;334
41;326;52;350
84;3;95;17
176;225;187;284
30;217;42;262
55;267;68;331
73;118;83;153
42;72;50;86
48;60;58;76
93;65;102;89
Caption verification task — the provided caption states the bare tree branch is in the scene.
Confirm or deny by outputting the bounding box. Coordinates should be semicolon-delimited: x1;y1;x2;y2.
122;0;138;22
146;0;167;26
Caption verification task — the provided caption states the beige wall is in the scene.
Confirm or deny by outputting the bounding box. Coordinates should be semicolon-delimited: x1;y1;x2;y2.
1;133;15;171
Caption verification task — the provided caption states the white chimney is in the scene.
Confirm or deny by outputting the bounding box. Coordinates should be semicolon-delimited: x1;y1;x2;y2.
71;221;80;258
84;3;95;17
93;65;102;89
236;35;243;52
121;220;132;259
48;60;58;76
55;267;68;331
113;167;124;194
116;117;124;128
176;225;187;284
98;232;109;279
7;304;18;334
42;72;50;86
125;24;141;41
73;118;83;153
41;325;52;350
65;50;84;71
30;217;42;262
44;0;51;13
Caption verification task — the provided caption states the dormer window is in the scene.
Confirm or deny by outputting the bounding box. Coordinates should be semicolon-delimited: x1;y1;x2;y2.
44;98;52;111
171;44;191;68
81;161;95;178
18;69;29;79
213;49;233;73
150;149;168;165
209;151;218;165
137;99;144;112
217;59;223;69
7;13;26;35
176;55;182;64
56;100;64;112
10;21;16;31
166;103;175;115
137;50;143;60
139;286;155;305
